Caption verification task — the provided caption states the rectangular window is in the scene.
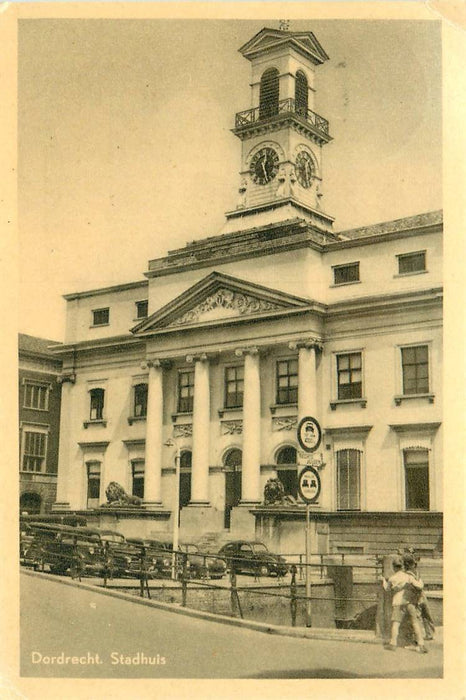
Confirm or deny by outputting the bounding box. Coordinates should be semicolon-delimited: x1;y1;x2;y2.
135;300;148;319
336;449;361;510
401;345;429;395
132;460;145;499
86;462;101;508
92;308;109;326
404;449;429;510
398;251;426;275
133;383;148;418
276;359;298;404
178;370;194;413
224;366;244;408
89;388;105;421
337;352;362;400
22;431;47;472
333;262;360;285
23;382;49;410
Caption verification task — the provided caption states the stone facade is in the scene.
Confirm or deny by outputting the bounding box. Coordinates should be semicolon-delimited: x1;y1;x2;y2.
19;334;63;513
50;27;442;555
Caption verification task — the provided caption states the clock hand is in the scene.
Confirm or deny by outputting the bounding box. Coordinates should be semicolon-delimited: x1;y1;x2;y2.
261;156;268;182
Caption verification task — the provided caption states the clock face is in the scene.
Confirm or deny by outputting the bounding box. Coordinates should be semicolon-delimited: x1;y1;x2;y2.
295;151;314;189
250;147;279;185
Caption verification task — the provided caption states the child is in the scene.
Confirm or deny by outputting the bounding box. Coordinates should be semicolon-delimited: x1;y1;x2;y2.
382;554;427;653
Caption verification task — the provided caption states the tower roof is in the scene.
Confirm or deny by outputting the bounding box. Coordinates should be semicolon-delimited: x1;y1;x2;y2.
239;27;329;65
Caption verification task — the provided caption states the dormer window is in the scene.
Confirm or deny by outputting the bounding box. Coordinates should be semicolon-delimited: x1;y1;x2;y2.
295;70;308;117
259;68;279;120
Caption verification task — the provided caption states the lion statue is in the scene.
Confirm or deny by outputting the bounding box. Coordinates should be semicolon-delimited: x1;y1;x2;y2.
263;477;298;506
102;481;142;507
263;477;286;506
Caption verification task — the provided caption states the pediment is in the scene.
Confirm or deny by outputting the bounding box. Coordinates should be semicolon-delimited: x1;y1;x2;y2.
131;271;311;335
239;28;329;65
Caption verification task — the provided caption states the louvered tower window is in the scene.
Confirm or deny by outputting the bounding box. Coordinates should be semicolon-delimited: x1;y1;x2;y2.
295;70;308;117
259;68;279;119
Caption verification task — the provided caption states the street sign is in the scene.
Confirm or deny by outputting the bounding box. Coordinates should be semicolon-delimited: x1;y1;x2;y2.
297;416;322;453
298;466;321;504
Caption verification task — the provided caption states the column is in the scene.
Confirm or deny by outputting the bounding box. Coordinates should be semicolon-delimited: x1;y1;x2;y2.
144;360;163;506
238;347;261;503
190;354;210;504
290;339;322;421
53;373;76;510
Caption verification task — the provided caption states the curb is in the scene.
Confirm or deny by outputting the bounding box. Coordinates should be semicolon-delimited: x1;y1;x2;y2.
21;568;385;646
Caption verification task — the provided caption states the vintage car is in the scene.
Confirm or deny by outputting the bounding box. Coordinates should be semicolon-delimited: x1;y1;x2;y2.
125;537;172;578
24;523;107;576
20;514;88;527
178;543;227;580
218;540;288;577
95;529;144;578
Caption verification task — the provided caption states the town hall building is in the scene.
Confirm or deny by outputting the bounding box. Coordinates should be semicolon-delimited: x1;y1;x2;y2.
52;27;443;556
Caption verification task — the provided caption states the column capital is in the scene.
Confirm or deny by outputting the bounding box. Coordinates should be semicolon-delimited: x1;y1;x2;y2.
141;358;172;371
57;373;76;385
186;352;213;364
234;346;259;358
288;338;323;353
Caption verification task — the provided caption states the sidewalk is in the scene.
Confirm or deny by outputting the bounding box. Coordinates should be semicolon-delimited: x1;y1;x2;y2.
21;567;443;649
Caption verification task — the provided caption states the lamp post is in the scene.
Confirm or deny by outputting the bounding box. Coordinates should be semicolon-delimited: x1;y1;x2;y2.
164;438;181;580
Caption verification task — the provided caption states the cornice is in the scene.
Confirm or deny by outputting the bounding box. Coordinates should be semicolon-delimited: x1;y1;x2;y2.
63;279;148;301
389;422;441;434
52;334;145;355
135;305;324;339
323;425;373;436
232;114;332;146
326;287;443;319
329;211;443;251
145;221;332;279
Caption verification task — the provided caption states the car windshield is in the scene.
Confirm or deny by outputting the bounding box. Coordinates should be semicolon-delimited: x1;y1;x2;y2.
251;543;269;553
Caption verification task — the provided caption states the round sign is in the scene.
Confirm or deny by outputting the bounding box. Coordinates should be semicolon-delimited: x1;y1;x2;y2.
298;466;321;504
297;416;322;453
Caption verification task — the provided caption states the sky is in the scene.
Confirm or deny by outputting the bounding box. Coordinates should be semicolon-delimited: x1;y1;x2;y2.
18;18;442;341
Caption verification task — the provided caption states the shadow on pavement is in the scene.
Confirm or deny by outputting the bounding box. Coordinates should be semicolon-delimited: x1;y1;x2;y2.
244;667;443;679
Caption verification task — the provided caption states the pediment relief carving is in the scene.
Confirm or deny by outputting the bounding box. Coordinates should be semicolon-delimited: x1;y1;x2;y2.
168;288;285;327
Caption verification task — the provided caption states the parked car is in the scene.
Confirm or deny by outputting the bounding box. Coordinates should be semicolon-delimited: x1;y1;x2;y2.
218;540;288;577
178;543;227;580
125;537;172;578
24;523;107;576
95;529;143;578
20;514;88;527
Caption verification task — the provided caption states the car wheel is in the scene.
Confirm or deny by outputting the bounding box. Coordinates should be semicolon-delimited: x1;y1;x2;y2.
259;565;269;577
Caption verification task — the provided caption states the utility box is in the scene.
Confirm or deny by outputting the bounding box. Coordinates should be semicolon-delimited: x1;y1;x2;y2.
327;565;354;628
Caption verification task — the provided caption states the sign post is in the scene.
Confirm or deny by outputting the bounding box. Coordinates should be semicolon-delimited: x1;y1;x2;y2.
297;416;322;629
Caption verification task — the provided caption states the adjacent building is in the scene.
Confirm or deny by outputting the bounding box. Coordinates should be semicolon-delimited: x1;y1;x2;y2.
51;27;442;556
19;334;63;513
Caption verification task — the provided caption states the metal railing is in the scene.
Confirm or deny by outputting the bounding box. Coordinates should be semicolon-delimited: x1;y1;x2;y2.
235;98;330;136
21;536;441;633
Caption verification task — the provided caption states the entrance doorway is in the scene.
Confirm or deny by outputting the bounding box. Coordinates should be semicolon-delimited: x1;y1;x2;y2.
20;491;42;514
275;446;298;499
224;448;242;529
179;450;192;509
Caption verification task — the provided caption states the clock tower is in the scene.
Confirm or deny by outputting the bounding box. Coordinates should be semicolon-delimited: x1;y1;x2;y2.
222;27;334;235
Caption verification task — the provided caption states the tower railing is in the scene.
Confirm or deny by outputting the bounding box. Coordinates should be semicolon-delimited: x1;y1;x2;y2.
235;98;330;136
